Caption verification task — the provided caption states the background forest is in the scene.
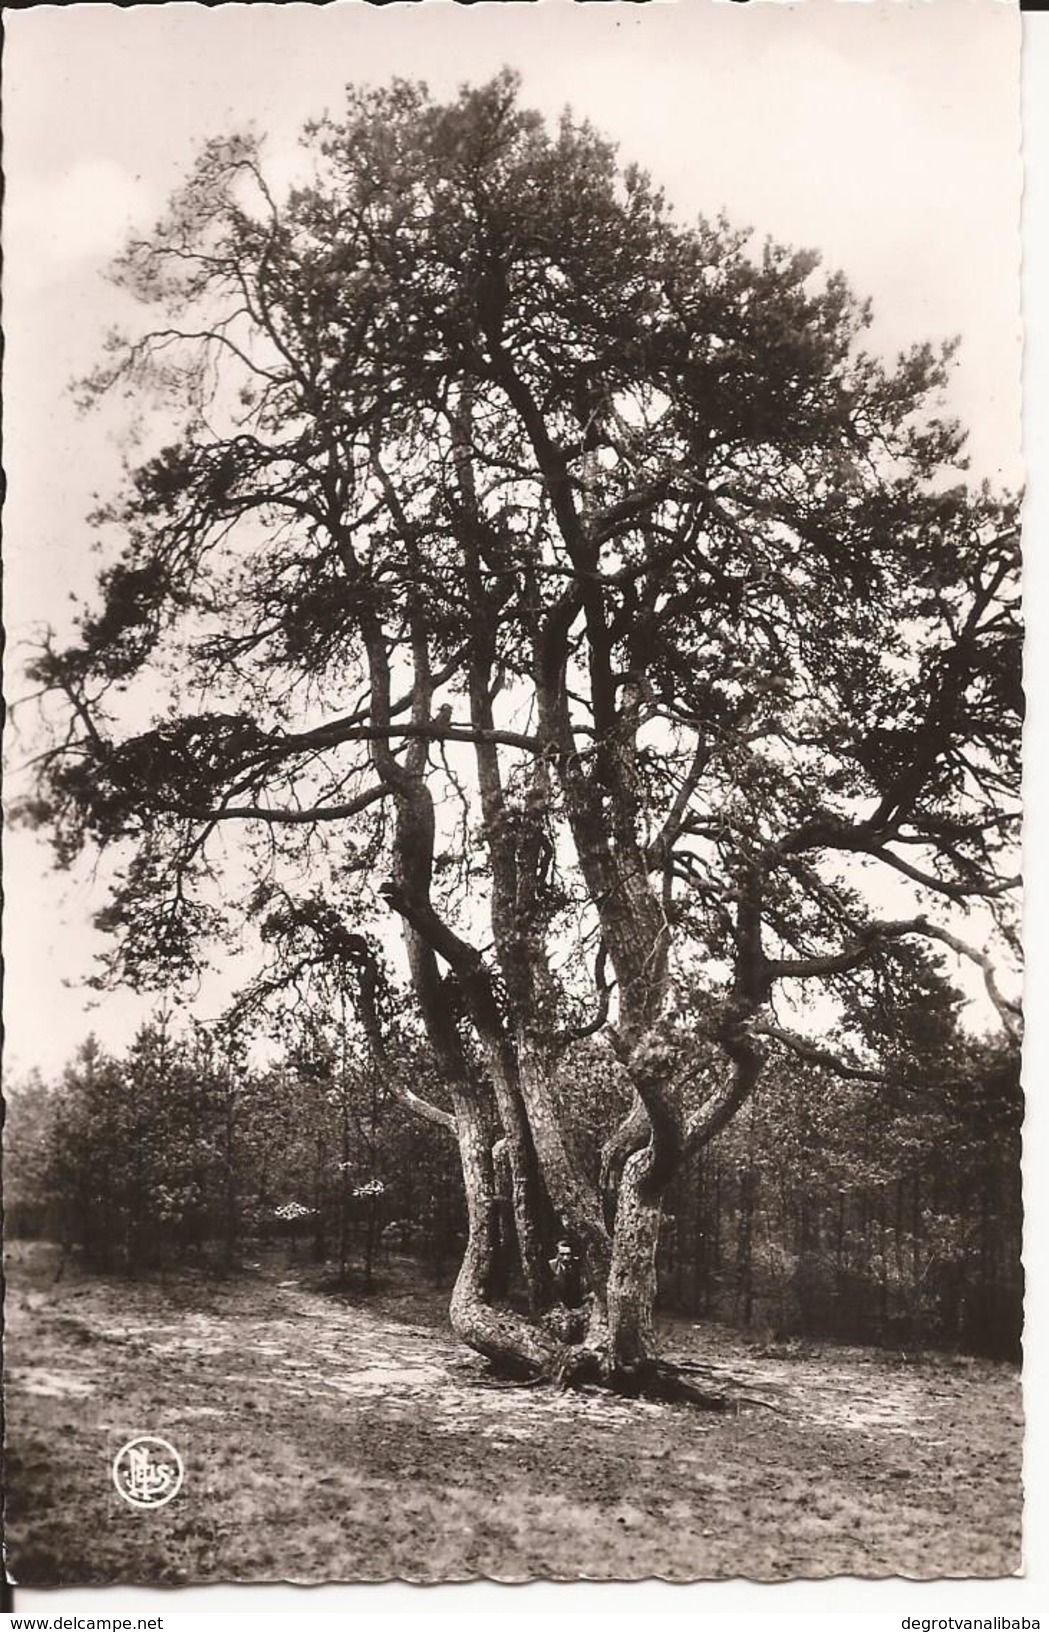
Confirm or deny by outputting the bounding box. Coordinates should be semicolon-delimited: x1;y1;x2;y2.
5;1000;1021;1362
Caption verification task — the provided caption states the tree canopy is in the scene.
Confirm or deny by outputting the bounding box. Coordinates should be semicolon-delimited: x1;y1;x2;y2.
22;72;1022;1391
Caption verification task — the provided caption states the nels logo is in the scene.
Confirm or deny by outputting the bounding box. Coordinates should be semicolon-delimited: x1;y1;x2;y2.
112;1436;184;1509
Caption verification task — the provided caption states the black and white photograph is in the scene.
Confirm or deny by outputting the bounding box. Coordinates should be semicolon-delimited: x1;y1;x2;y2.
2;0;1027;1591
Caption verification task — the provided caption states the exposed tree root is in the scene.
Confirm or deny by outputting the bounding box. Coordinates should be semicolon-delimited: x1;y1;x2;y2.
590;1356;741;1411
473;1370;551;1392
454;1288;781;1411
476;1337;754;1411
561;1352;785;1411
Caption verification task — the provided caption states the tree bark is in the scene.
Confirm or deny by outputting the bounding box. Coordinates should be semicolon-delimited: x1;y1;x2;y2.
606;1148;661;1367
447;1082;563;1375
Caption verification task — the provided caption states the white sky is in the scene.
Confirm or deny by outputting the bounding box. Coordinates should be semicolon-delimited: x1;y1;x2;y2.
1;0;1024;1078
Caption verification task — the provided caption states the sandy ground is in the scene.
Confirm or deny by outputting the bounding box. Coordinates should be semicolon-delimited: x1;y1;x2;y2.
3;1243;1023;1584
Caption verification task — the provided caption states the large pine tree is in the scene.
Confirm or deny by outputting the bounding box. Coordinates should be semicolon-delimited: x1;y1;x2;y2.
23;73;1021;1394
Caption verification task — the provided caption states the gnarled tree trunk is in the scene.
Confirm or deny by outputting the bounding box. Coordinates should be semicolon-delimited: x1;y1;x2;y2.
447;1082;562;1376
606;1148;662;1369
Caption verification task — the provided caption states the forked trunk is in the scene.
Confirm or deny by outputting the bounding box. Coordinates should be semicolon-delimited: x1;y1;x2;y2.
444;1103;738;1410
448;1091;664;1381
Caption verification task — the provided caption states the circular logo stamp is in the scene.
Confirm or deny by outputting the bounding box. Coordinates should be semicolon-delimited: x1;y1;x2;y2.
112;1436;184;1509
